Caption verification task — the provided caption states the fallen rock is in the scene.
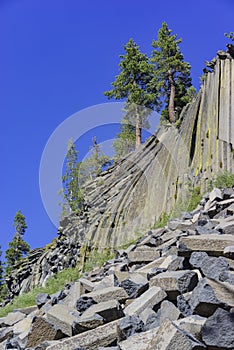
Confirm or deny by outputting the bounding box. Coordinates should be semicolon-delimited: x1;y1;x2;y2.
174;315;206;341
124;286;166;316
35;293;51;308
189;278;234;317
189;251;230;280
118;327;159;350
81;299;124;322
201;308;234;349
117;315;144;340
4;311;25;326
82;287;128;303
150;270;198;299
46;319;121;350
46;304;79;337
26;316;64;348
76;296;97;313
146;319;206;349
178;234;234;257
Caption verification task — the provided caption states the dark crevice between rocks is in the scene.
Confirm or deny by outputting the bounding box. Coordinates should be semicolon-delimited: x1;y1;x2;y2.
189;96;201;166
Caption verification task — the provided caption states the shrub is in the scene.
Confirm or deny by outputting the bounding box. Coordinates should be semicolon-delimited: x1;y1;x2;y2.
214;171;234;189
0;267;79;317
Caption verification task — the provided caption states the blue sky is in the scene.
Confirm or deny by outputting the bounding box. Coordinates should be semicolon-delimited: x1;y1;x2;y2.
0;0;233;255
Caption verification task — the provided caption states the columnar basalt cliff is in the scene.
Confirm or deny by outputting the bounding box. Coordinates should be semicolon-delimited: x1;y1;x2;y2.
6;47;234;297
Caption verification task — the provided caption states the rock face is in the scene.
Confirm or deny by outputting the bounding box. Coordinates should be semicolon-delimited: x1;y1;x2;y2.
5;49;234;298
1;188;234;349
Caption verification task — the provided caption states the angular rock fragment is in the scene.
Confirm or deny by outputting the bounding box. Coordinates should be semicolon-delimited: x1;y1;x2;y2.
124;286;166;316
128;250;160;264
189;278;234;317
46;319;121;350
76;296;97;313
81;300;124;322
4;311;25;326
82;287;128;303
73;313;104;333
36;293;51;308
146;319;206;349
189;251;230;280
150;270;198;299
174;315;206;341
119;278;148;299
117;315;144;340
118;327;159;350
26;316;64;348
46;304;80;337
178;234;234;257
201;308;234;349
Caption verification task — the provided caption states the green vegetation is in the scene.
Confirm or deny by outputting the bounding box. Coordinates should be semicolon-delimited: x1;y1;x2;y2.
154;212;170;228
225;31;234;41
83;248;115;272
151;22;192;123
0;267;79;317
60;139;84;216
153;186;202;228
5;211;30;277
213;171;234;189
79;137;111;182
0;247;5;300
104;38;158;148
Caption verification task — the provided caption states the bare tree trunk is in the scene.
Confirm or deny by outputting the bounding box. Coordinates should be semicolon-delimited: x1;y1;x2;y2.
135;106;142;148
168;68;176;123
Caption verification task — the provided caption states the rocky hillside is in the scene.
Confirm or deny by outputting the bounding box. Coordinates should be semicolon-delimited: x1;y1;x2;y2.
5;46;234;297
1;187;234;349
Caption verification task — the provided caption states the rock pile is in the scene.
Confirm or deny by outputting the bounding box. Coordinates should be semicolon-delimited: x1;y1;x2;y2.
1;187;234;349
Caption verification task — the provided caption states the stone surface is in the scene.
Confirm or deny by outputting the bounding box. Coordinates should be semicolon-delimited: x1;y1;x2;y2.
76;296;97;313
4;311;25;326
81;300;124;322
46;319;121;350
46;304;79;337
124;286;166;316
128;250;160;264
117;315;144;340
83;287;128;303
178;234;234;256
150;270;198;299
201;308;234;349
118;327;158;350
26;317;64;348
35;293;51;308
189;278;234;317
189;251;230;280
146;319;206;349
174;315;206;341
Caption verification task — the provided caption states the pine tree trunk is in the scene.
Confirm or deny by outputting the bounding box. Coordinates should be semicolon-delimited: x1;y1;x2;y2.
135;106;142;148
168;69;176;123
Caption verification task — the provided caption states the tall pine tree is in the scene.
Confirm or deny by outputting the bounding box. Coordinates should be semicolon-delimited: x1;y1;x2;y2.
151;22;192;123
79;137;111;182
104;38;158;147
5;211;30;276
0;246;4;300
61;139;83;214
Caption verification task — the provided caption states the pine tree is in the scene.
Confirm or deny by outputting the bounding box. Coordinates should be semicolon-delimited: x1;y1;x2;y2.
79;137;111;183
0;246;4;300
61;139;83;214
151;22;192;123
225;31;234;41
5;211;30;276
104;38;158;147
112;102;151;159
112;120;136;160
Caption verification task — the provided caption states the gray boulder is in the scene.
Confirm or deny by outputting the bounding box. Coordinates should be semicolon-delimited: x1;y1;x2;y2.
201;308;234;349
